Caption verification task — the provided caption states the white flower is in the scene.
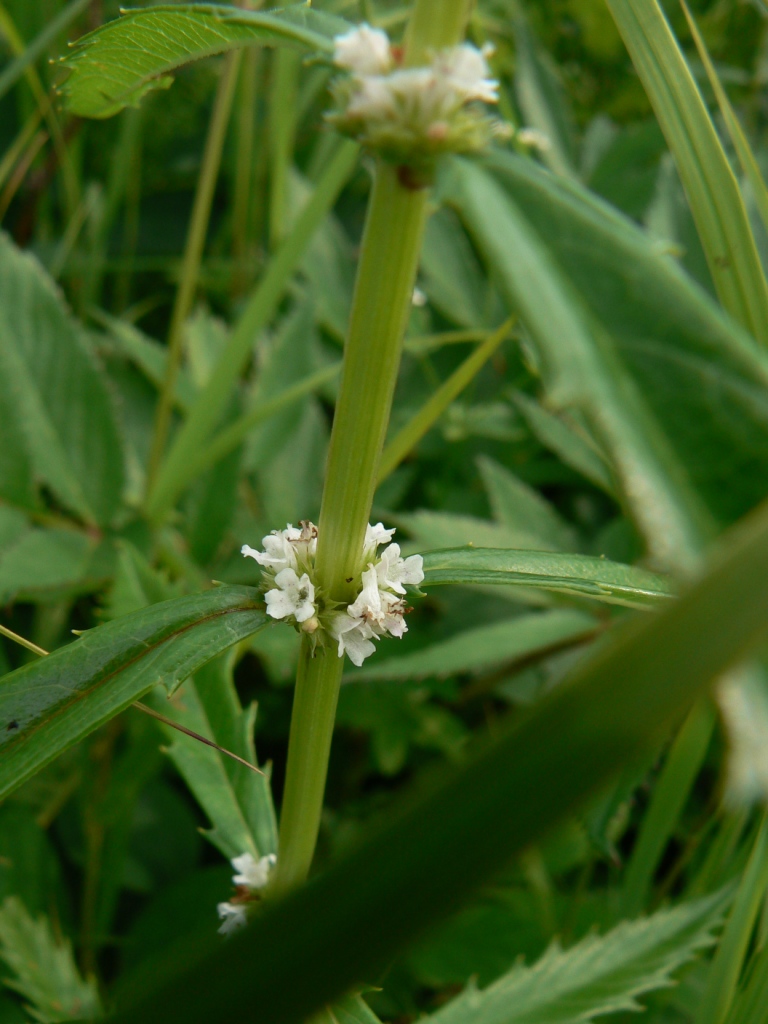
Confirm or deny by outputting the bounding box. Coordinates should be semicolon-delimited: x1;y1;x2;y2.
265;568;316;623
366;522;396;547
349;565;409;636
217;901;247;935
242;522;318;572
231;852;276;890
374;544;424;595
334;24;393;75
433;43;498;104
330;614;378;667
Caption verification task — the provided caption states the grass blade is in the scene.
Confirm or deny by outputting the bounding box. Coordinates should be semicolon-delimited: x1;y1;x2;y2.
605;0;768;345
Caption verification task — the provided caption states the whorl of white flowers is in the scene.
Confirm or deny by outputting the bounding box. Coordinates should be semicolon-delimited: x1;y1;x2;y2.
327;24;503;166
217;852;276;935
242;521;424;667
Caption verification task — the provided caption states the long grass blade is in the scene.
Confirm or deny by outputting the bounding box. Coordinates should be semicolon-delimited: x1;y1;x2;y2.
606;0;768;345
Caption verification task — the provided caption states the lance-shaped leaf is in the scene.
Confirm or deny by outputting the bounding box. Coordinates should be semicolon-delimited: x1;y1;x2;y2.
109;497;768;1024
59;4;350;118
0;587;267;801
420;548;674;609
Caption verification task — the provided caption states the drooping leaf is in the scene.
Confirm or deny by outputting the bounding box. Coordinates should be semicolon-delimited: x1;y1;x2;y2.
0;897;102;1023
428;889;727;1024
349;610;596;683
0;234;125;525
106;496;768;1024
59;4;350;119
0;587;268;801
420;548;674;609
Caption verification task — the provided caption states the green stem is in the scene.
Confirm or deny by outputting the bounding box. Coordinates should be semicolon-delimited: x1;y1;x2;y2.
146;51;242;491
314;161;429;599
271;643;344;894
271;0;473;896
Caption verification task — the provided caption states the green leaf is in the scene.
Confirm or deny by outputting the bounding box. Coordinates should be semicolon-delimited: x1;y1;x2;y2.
0;897;101;1023
0;528;100;605
349;610;596;683
511;392;615;495
59;4;350;119
420;548;674;609
448;156;709;571
448;152;768;562
145;681;265;861
107;496;768;1024
513;13;578;179
0;234;125;526
428;889;727;1024
398;510;562;555
477;455;578;552
605;0;768;344
0;586;268;801
107;546;277;861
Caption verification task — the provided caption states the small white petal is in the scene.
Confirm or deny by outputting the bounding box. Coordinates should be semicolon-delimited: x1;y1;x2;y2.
217;902;247;935
334;24;392;75
231;852;276;889
349;565;383;620
366;522;396;547
265;568;316;622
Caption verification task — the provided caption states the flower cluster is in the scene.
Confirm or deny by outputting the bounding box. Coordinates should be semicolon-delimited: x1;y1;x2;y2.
242;521;424;666
327;24;503;165
217;851;276;935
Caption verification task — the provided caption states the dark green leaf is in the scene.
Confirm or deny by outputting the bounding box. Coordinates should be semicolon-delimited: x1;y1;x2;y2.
0;587;267;801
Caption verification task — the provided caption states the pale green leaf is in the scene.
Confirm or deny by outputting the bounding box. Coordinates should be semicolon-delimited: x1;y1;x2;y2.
420;548;674;609
477;455;578;552
397;509;559;554
429;889;727;1024
450;151;768;535
0;587;268;801
348;610;596;683
0;528;99;605
60;4;350;119
0;897;101;1023
0;234;125;525
512;392;615;495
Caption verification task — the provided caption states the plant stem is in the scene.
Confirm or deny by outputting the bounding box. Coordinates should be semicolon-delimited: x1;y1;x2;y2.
273;0;472;895
271;641;344;894
146;51;241;491
314;161;429;600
